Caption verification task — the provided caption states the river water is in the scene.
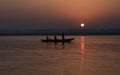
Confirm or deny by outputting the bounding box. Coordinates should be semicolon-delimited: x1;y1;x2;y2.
0;36;120;75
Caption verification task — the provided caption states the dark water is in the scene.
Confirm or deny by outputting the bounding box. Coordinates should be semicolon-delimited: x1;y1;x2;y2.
0;36;120;75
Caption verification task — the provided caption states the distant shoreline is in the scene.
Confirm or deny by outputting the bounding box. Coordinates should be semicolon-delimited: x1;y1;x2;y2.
0;29;120;36
0;33;120;36
0;28;120;36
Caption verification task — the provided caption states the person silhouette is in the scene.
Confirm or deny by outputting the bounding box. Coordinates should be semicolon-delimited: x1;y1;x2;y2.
46;36;49;40
62;34;65;41
54;35;57;41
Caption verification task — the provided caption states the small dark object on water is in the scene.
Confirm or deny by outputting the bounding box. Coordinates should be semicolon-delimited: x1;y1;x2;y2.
41;38;74;43
41;34;74;43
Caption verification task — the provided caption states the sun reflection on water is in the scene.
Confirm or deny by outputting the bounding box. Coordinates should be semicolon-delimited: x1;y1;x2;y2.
80;36;85;54
79;36;85;67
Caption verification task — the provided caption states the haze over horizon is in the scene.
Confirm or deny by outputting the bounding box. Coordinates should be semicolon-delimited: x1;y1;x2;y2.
0;0;120;31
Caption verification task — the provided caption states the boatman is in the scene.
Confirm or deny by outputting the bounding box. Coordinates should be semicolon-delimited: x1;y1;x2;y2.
62;34;65;41
54;35;57;41
46;36;49;40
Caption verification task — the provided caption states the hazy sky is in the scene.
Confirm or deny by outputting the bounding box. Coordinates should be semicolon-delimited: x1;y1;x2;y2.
0;0;120;30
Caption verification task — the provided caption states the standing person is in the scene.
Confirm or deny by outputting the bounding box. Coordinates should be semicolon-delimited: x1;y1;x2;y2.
46;36;49;40
54;35;57;41
62;34;65;41
54;35;57;44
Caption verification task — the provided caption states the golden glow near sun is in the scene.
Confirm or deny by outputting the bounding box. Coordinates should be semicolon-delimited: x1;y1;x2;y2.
80;23;85;27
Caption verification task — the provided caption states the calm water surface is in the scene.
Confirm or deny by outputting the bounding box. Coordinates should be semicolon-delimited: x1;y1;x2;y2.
0;36;120;75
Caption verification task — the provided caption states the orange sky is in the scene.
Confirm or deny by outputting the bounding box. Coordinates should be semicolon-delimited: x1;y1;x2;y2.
0;0;120;29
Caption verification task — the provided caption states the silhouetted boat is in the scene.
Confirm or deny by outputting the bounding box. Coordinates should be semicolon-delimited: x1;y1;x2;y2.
41;38;74;43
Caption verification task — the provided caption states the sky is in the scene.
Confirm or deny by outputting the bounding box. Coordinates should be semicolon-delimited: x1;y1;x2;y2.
0;0;120;30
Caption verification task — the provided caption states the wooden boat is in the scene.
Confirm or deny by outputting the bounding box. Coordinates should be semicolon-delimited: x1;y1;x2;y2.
41;38;74;43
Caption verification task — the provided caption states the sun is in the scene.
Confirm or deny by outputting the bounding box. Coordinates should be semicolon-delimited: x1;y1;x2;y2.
80;23;85;27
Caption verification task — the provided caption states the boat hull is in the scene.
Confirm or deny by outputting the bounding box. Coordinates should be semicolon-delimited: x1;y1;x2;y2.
41;38;74;43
